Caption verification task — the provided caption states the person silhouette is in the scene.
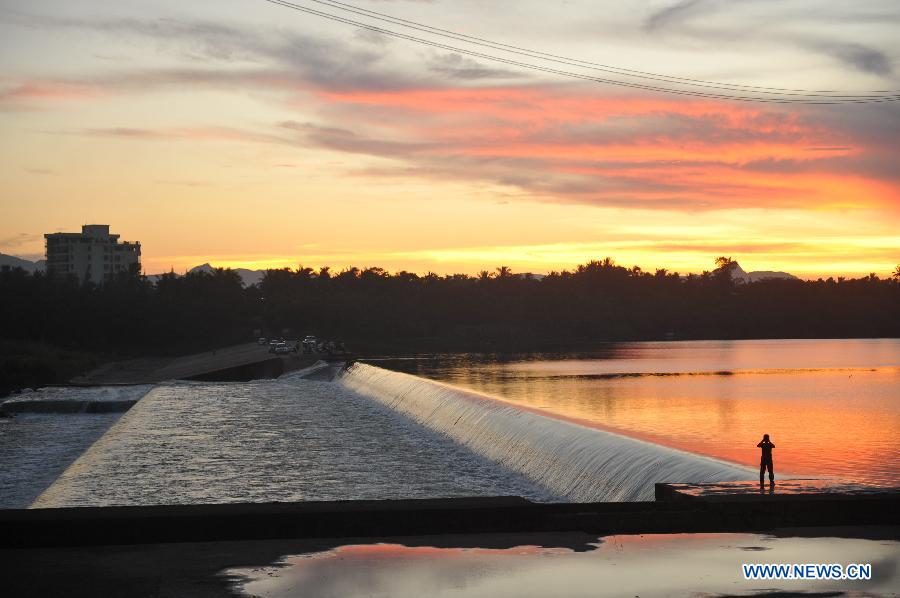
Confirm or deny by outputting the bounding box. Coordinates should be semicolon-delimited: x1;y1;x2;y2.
757;434;775;485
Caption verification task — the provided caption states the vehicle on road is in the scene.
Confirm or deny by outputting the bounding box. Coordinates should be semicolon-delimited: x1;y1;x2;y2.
302;335;318;353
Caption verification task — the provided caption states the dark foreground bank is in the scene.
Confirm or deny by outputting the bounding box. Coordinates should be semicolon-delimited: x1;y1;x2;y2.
5;485;899;549
6;527;898;598
3;490;899;598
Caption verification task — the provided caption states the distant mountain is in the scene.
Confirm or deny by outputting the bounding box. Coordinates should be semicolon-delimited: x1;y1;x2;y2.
15;253;796;287
188;263;216;275
0;253;45;273
146;263;265;287
730;261;797;283
188;263;265;287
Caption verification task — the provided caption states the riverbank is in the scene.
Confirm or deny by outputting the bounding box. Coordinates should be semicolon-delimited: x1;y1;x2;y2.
0;341;102;398
68;343;326;385
1;341;337;398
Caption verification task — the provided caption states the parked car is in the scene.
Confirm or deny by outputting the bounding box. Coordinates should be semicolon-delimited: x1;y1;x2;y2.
272;344;292;355
258;337;267;345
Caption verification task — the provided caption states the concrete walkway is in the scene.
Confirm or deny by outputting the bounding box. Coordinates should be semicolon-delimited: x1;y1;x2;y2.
71;343;323;385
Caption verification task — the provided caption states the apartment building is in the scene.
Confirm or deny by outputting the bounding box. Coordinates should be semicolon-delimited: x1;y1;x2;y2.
45;224;141;284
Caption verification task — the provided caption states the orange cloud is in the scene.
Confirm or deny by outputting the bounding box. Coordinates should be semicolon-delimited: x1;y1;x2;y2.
305;85;895;211
78;125;283;144
0;78;102;109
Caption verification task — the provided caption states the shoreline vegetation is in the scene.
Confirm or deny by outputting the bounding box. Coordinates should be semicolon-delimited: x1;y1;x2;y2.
2;257;898;397
0;341;104;399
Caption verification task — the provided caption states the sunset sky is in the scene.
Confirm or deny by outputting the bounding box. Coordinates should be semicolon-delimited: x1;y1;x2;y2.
1;0;898;278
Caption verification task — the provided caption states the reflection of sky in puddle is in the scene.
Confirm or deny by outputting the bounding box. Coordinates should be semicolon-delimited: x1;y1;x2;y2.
228;530;900;597
666;479;900;498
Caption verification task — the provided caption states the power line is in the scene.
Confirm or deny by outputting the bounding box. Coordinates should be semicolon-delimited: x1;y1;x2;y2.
294;0;900;98
259;0;900;104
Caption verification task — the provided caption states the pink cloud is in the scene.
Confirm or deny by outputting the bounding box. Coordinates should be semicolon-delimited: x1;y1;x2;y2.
297;85;895;210
0;78;102;109
6;64;893;211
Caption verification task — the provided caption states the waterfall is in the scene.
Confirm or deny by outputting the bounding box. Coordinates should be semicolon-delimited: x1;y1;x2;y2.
340;363;752;502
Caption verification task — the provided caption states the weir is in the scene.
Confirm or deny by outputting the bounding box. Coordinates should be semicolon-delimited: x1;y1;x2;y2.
340;363;753;502
0;385;154;416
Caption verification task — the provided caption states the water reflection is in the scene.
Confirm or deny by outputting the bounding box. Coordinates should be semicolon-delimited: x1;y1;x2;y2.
375;339;900;485
229;530;900;598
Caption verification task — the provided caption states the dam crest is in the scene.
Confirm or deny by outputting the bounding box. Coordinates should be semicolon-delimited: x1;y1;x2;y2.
339;363;752;502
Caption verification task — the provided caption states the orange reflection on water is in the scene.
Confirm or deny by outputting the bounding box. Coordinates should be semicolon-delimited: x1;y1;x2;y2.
393;340;900;485
228;531;900;597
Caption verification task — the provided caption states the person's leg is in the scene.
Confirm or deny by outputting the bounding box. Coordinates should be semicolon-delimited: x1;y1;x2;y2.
760;460;766;484
768;459;775;483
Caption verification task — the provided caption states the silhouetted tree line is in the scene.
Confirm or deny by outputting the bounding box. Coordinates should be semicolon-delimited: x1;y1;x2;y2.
2;257;898;364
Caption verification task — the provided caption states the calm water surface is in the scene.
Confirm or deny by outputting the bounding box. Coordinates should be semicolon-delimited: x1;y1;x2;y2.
229;530;900;598
376;339;900;485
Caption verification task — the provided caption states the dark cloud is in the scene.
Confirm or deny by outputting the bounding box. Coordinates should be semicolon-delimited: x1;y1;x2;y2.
2;10;418;92
2;12;260;61
427;53;526;80
352;27;392;47
279;121;436;156
81;127;169;139
821;42;892;76
632;2;899;82
68;126;288;146
520;110;809;147
643;0;707;32
801;101;900;183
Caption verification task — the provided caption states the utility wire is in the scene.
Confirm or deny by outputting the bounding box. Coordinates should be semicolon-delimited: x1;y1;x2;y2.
259;0;900;104
293;0;900;98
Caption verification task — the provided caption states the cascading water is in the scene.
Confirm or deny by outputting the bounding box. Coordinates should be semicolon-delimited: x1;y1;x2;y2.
30;377;554;508
0;385;154;508
340;363;753;502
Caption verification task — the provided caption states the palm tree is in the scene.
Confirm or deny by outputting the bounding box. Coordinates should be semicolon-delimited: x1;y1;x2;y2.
715;256;735;270
295;266;314;281
713;256;738;287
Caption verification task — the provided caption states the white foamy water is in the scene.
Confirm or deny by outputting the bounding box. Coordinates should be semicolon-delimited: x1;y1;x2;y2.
340;364;753;501
374;339;900;486
32;376;553;508
0;385;152;508
2;385;152;407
